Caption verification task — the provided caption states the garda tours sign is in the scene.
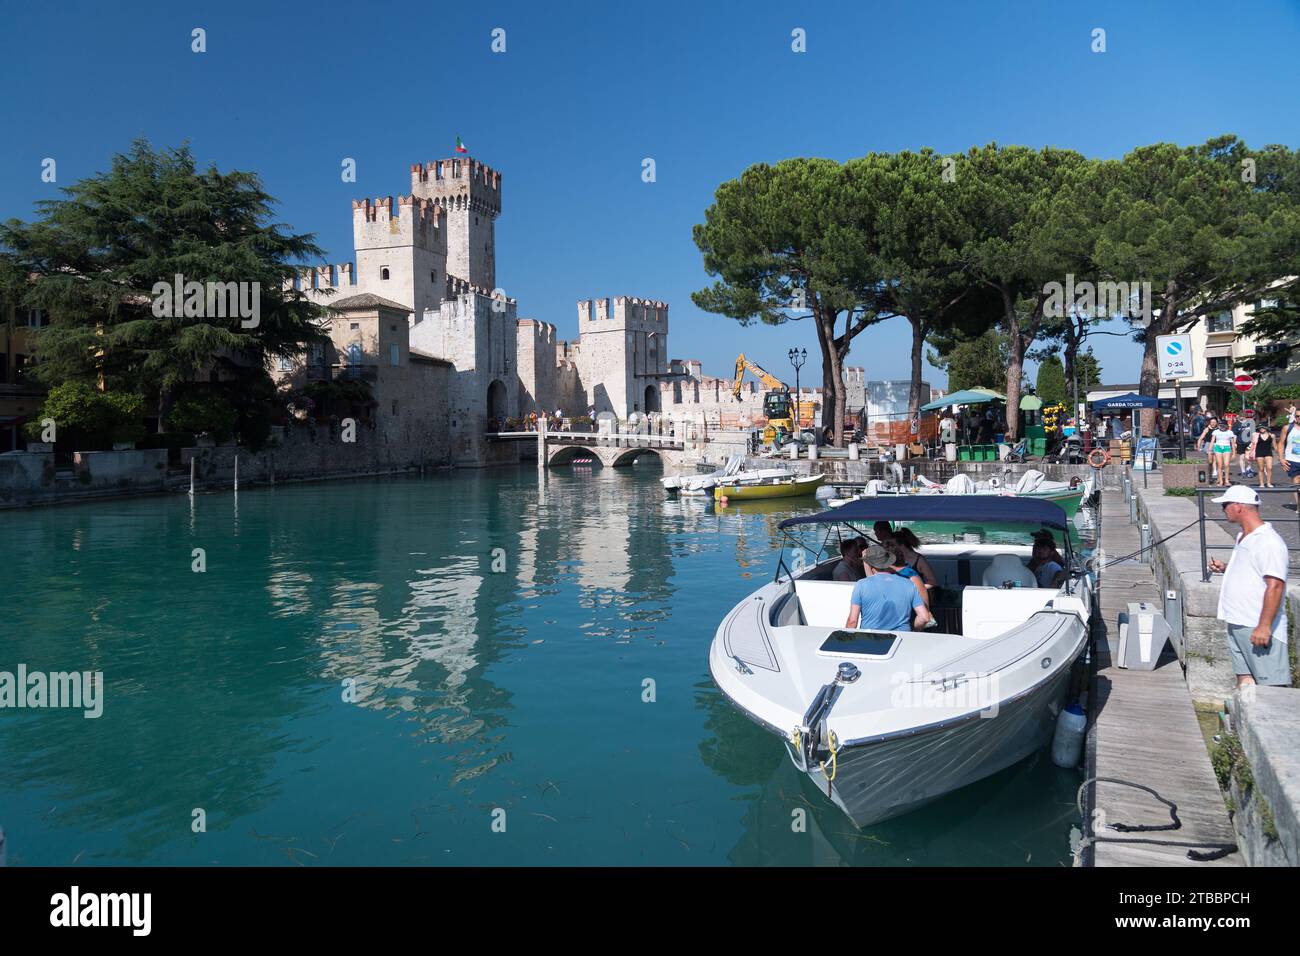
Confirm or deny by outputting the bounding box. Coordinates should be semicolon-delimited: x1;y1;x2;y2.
1156;334;1193;379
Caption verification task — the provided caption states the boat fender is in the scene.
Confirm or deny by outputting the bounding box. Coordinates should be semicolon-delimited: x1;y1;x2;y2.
1087;448;1112;469
1051;702;1087;768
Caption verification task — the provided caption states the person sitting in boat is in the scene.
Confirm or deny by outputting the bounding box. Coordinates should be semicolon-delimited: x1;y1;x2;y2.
833;539;863;582
1027;537;1067;589
872;522;937;591
846;545;933;632
883;542;930;610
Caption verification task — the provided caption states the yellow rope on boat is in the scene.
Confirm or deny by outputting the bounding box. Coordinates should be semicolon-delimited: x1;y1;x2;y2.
818;730;841;782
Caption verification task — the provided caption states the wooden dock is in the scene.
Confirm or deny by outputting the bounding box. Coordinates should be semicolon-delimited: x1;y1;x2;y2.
1082;481;1242;866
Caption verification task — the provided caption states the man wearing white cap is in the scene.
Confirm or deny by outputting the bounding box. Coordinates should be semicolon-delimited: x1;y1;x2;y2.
1207;484;1292;687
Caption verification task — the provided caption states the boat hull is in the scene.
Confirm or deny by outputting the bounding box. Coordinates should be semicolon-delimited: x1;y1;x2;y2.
715;474;825;501
828;486;1086;517
795;658;1078;827
1026;487;1084;517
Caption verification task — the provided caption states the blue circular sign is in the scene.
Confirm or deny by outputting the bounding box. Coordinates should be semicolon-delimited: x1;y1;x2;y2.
1166;341;1183;356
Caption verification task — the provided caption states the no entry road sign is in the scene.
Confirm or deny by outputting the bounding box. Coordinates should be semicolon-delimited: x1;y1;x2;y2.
1234;373;1255;393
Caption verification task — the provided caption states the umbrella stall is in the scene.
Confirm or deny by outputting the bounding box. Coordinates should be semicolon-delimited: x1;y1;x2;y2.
919;388;1008;461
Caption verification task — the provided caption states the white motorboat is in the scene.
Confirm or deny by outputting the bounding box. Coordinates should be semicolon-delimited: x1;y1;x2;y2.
709;495;1092;828
824;469;1095;518
662;457;798;497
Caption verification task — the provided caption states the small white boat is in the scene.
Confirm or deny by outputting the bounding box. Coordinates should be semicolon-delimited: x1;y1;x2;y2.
662;457;799;497
825;470;1095;518
709;495;1091;828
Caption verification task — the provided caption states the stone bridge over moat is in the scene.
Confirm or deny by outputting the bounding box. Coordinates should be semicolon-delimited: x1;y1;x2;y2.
488;430;690;470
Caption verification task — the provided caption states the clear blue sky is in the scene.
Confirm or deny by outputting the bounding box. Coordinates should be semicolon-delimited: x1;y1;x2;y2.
3;0;1298;389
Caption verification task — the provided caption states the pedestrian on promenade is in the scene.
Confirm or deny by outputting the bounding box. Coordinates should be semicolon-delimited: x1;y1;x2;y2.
1198;417;1234;486
1248;424;1276;489
1283;408;1300;512
1207;485;1292;687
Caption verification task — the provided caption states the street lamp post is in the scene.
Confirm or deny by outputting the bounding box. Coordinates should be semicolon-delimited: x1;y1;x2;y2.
788;347;807;442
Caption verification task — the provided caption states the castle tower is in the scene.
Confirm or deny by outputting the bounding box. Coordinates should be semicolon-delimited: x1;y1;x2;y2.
410;158;502;291
575;296;669;417
351;195;448;321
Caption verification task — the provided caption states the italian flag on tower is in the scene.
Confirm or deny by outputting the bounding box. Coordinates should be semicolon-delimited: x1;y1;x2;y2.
455;136;468;154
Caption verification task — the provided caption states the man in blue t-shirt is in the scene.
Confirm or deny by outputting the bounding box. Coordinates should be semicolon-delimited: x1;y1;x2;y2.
846;545;933;632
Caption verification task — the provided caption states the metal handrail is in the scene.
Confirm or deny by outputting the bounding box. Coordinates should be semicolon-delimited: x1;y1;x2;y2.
1196;486;1300;582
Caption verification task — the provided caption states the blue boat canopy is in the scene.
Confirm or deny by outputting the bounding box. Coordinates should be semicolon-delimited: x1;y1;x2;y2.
778;495;1070;531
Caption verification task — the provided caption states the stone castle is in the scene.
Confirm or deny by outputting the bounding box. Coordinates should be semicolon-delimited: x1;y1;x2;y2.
274;155;841;466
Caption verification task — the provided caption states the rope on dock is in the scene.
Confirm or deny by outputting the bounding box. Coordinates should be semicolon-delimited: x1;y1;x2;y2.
1090;518;1200;572
1075;776;1238;862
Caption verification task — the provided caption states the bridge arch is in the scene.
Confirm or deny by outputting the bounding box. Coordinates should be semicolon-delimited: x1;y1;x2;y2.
548;444;603;467
608;447;665;468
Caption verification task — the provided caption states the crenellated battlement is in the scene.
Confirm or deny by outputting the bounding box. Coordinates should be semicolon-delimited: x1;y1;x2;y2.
352;195;445;253
445;274;515;304
577;295;669;333
517;318;558;349
410;158;502;216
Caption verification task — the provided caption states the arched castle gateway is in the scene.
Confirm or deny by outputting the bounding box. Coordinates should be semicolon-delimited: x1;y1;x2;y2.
272;155;796;466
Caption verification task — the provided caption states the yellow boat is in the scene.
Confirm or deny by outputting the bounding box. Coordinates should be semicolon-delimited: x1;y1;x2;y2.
714;474;825;501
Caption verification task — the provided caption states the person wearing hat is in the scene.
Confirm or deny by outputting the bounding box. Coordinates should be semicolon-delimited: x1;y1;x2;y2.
1207;484;1291;687
845;544;934;632
1283;408;1300;512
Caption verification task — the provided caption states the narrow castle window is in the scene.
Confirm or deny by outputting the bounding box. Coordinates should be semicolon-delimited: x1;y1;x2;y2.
431;270;437;283
391;400;399;416
381;267;390;280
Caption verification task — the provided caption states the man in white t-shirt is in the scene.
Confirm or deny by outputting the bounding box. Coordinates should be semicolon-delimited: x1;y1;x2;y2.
1208;484;1292;687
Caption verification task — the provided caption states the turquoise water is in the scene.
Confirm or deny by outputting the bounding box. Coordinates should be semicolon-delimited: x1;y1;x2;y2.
1;466;1090;866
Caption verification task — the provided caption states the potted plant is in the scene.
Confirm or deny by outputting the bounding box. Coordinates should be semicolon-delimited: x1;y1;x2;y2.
1161;456;1205;490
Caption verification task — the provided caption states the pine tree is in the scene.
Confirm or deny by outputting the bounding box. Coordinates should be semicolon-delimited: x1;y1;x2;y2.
0;140;328;431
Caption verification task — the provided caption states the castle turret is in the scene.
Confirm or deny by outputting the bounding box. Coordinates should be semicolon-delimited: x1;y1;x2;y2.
351;195;448;321
574;296;669;416
410;158;502;291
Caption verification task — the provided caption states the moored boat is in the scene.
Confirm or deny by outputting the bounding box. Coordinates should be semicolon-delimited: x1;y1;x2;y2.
714;473;825;501
826;470;1094;518
709;495;1091;828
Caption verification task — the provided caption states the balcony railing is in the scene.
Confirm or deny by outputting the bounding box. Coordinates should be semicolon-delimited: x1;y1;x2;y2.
330;364;378;383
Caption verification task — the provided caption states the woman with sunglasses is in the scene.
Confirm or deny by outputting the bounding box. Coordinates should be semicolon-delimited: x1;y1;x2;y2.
1248;425;1276;489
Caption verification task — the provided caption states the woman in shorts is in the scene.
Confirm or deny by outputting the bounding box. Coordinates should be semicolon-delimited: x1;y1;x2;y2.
1198;418;1236;488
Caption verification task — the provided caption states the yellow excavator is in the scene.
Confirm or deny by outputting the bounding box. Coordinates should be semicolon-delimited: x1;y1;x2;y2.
734;354;805;446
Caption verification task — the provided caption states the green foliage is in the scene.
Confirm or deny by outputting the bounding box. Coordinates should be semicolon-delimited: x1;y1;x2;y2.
1237;288;1299;377
25;381;145;448
1164;487;1198;496
1075;349;1102;389
1210;734;1243;792
1087;136;1300;422
927;328;1008;393
1035;354;1068;408
167;390;238;442
691;157;880;441
0;139;329;422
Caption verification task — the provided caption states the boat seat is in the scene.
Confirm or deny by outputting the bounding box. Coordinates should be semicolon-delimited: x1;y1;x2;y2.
980;554;1037;589
793;580;856;628
961;586;1057;639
